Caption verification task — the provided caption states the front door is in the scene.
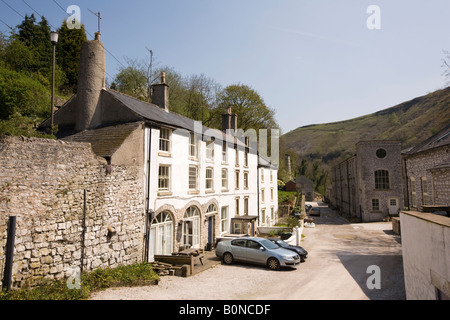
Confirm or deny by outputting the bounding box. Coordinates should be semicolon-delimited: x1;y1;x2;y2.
389;198;398;215
148;211;173;262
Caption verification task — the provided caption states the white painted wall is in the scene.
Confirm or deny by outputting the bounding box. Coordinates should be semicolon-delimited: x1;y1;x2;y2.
400;211;450;300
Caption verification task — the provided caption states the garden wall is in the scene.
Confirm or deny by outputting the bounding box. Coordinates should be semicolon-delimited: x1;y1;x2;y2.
0;135;145;288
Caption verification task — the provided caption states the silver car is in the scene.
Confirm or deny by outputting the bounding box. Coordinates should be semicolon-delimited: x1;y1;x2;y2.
215;237;301;270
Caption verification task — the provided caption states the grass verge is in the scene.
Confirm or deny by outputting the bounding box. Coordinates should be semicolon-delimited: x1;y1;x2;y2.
0;262;160;300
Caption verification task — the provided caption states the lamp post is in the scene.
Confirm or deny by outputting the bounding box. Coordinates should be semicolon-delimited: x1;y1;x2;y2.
50;31;58;134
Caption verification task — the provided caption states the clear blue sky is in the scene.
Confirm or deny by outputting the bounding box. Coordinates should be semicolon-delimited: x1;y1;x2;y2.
1;0;449;133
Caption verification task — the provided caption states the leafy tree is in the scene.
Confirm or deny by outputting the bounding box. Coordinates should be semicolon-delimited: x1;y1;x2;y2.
215;84;278;131
182;73;221;126
16;14;52;76
56;21;87;92
114;65;149;101
0;64;49;120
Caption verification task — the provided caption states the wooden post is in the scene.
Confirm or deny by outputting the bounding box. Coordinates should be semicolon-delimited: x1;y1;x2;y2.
2;216;16;291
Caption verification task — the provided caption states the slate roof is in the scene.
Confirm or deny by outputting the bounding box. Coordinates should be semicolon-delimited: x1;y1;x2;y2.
62;121;143;158
405;123;450;155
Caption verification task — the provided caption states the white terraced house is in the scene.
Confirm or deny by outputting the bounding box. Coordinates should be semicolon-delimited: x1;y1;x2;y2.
41;34;278;262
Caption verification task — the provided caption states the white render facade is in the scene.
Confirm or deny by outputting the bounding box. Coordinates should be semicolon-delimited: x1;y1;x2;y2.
144;124;278;261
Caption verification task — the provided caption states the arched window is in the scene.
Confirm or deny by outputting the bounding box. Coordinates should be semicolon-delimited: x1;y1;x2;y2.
182;206;200;248
149;211;173;262
206;204;218;214
374;170;390;190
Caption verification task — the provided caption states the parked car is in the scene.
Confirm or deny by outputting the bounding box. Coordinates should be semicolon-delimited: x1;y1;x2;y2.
268;238;308;262
310;207;321;216
215;237;301;270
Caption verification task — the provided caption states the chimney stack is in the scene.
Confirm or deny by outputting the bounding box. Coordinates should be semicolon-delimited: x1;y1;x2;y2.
152;72;169;112
75;34;105;131
222;106;237;133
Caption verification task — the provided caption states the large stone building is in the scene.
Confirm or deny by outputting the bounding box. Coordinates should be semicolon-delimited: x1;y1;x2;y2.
400;124;450;300
329;140;404;222
402;124;450;212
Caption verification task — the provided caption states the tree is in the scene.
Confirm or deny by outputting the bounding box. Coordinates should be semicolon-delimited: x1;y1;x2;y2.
114;64;149;101
182;73;222;127
442;50;450;86
16;14;52;76
215;84;278;131
56;21;87;92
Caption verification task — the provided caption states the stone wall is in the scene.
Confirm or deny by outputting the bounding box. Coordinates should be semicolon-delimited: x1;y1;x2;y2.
404;145;450;211
0;136;145;288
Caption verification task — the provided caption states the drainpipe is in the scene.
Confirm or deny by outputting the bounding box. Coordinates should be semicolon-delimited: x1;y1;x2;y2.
143;125;153;262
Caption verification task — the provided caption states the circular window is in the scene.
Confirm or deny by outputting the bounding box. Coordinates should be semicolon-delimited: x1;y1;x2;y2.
376;148;387;158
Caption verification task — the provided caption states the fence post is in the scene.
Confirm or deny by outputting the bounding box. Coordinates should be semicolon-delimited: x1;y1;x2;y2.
2;216;16;291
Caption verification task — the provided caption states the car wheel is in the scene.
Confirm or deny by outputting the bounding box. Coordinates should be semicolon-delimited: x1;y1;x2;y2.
267;257;280;270
222;252;234;265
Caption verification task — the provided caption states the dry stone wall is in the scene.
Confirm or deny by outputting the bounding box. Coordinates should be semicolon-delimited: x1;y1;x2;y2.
0;135;145;288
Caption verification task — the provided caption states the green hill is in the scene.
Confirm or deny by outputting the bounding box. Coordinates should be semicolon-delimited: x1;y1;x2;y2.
281;86;450;170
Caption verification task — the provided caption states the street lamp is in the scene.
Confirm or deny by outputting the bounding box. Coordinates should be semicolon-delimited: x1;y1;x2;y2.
50;31;58;134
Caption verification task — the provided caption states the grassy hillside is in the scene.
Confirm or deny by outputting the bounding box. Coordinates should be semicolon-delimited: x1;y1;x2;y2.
281;86;450;171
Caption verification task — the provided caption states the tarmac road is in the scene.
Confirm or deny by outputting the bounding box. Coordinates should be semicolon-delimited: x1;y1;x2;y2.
91;202;406;300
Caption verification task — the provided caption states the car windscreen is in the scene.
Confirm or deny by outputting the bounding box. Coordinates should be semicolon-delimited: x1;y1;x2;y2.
259;239;279;250
275;240;289;247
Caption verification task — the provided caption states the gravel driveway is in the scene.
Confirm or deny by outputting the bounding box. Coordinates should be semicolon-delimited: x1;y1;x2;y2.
90;202;405;300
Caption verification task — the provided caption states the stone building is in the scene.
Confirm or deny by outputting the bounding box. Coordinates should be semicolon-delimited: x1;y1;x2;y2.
402;124;450;212
329;141;404;222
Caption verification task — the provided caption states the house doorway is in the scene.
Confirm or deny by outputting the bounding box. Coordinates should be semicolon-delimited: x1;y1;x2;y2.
389;198;398;215
205;203;218;250
182;206;200;248
149;211;174;262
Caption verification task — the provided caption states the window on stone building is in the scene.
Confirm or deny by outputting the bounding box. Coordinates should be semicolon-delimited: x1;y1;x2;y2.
376;148;387;159
372;199;380;211
261;208;266;224
421;177;429;206
235;197;240;216
159;128;171;152
374;170;390;189
244;197;249;215
235;170;240;189
410;177;417;208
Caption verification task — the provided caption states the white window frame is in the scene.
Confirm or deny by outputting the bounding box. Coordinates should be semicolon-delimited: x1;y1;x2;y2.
158;165;170;191
189;132;198;159
206;139;214;161
221;168;228;190
188;165;198;191
205;167;214;191
221;206;229;234
159;127;171;153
